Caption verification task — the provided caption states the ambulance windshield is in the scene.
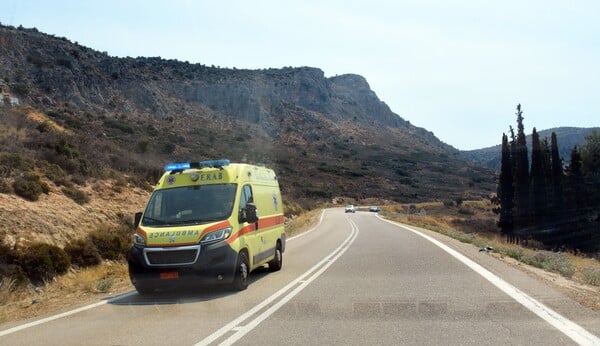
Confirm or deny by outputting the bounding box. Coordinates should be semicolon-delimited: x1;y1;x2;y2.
142;184;236;226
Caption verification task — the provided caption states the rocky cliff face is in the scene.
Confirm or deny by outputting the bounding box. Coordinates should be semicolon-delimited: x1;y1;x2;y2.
0;25;433;139
0;24;493;203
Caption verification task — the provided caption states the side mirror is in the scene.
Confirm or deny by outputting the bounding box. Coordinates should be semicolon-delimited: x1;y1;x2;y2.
134;212;142;229
241;203;259;223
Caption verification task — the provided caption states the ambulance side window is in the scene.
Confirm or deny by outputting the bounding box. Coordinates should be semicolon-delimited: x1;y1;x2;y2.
239;185;254;221
240;185;253;209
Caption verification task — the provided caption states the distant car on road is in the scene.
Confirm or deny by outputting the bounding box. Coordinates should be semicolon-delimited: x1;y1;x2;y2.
345;205;356;213
369;206;380;212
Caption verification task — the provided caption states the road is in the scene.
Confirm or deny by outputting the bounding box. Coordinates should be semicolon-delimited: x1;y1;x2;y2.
1;208;599;345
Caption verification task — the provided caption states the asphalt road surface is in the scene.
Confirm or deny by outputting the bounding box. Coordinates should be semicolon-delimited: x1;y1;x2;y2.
1;208;599;345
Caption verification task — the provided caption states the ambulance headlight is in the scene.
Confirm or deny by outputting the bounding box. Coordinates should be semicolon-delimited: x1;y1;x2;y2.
200;227;232;244
133;233;146;246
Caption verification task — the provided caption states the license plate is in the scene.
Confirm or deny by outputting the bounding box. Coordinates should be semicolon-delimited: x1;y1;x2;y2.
160;271;179;280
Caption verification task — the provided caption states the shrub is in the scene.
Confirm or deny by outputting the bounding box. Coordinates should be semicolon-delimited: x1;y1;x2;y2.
95;275;114;292
62;186;90;204
582;267;600;286
18;242;71;284
88;225;131;260
0;153;34;176
64;239;101;268
0;232;16;264
13;172;50;201
0;179;12;194
103;118;134;134
454;196;464;207
498;247;524;261
136;140;149;153
522;251;575;278
43;163;70;186
458;207;474;215
442;200;454;207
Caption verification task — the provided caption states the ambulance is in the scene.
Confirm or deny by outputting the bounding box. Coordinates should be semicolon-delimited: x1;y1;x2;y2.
127;159;286;294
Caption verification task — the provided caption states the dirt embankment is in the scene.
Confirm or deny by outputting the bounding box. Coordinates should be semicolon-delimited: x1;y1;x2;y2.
0;180;150;248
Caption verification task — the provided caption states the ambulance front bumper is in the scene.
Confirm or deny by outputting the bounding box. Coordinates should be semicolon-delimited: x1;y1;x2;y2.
127;240;238;287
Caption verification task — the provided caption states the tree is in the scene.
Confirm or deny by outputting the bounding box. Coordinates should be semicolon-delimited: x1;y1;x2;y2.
550;132;565;223
512;104;530;234
496;133;513;233
565;147;585;214
579;130;600;225
530;128;547;226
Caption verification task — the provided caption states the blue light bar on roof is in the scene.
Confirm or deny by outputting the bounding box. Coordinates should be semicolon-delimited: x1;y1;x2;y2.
164;159;230;171
164;162;191;171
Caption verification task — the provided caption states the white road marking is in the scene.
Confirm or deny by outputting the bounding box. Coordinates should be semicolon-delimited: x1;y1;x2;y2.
0;291;137;337
195;218;359;346
379;217;600;346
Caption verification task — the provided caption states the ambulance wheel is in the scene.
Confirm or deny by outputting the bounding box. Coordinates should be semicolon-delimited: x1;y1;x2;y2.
268;243;282;272
134;282;154;295
232;251;249;291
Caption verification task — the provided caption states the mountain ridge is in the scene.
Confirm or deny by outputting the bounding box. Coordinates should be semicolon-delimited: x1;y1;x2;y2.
461;127;600;170
0;23;493;210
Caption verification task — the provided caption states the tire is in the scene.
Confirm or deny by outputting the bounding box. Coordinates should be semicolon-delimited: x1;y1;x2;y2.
134;282;154;295
232;251;249;291
268;243;282;272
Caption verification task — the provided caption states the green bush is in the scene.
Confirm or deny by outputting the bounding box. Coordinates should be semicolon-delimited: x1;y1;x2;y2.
582;267;600;286
43;163;70;186
0;153;34;176
95;275;114;292
13;172;50;201
88;225;131;260
62;186;90;205
497;247;524;261
522;251;575;278
64;239;101;268
18;243;71;284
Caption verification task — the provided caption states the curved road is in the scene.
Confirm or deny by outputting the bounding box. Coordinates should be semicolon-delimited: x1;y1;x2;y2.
1;208;599;345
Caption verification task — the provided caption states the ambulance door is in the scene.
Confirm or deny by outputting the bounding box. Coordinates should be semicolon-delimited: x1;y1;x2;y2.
239;184;262;267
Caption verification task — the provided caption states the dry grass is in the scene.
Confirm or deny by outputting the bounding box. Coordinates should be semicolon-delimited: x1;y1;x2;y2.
286;208;323;237
0;262;132;324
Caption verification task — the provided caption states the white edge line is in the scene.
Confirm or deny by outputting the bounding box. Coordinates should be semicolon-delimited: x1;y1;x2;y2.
379;216;600;346
0;291;137;337
218;220;359;346
195;214;356;346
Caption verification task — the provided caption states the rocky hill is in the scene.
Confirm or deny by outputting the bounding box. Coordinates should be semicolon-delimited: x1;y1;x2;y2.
461;127;600;170
0;24;495;246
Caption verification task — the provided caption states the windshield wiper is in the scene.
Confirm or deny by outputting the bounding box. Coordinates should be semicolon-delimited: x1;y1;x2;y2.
142;216;167;225
166;218;224;225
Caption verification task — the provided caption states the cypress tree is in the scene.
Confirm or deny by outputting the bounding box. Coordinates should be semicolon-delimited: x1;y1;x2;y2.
580;130;600;211
550;132;565;224
566;147;585;216
512;104;530;235
530;128;547;227
497;133;514;233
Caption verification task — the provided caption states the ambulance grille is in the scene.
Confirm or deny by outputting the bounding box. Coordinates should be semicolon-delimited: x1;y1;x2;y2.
143;246;200;266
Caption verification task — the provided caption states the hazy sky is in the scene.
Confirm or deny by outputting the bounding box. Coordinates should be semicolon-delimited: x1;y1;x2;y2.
2;0;599;150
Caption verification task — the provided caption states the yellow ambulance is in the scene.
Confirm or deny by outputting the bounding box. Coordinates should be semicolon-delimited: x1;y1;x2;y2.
127;159;285;294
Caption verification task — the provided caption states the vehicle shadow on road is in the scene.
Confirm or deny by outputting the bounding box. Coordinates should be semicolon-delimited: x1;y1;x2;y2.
109;267;271;306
